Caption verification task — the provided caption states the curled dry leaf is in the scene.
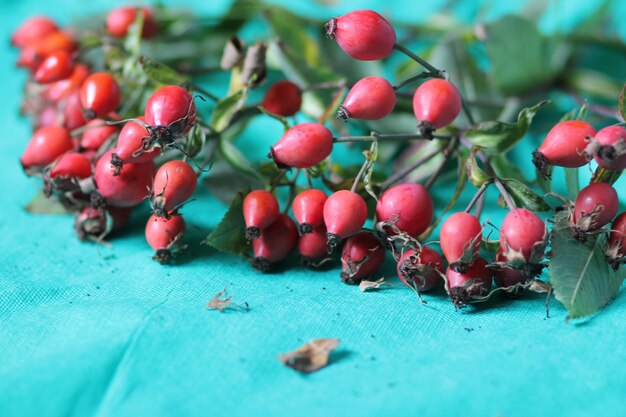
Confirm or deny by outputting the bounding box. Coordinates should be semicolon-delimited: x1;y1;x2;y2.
278;338;340;373
359;278;389;292
206;287;249;312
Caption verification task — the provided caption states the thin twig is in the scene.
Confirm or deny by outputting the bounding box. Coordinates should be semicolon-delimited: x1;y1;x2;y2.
464;181;491;213
424;137;459;190
334;133;451;143
380;145;444;189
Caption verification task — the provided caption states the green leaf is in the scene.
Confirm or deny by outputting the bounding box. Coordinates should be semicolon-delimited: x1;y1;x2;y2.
502;179;551;212
124;10;145;57
203;161;264;205
465;100;548;152
619;83;626;122
464;149;492;187
25;191;68;215
591;167;622;185
138;55;188;85
203;193;249;256
484;16;569;95
257;105;290;131
362;141;379;202
211;90;247;132
550;211;625;319
217;137;262;182
490;154;527;182
564;168;579;202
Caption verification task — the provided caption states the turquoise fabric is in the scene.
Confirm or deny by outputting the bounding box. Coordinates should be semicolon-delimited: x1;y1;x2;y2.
1;1;625;416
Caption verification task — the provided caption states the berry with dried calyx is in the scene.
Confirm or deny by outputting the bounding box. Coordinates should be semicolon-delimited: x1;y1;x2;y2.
252;214;298;272
397;246;444;292
412;78;461;138
74;206;132;241
298;224;331;267
375;183;433;238
292;189;327;235
269;123;333;169
151;160;197;215
572;182;618;238
500;208;547;265
145;213;186;264
341;231;386;284
323;190;368;250
243;190;280;240
588;126;626;171
338;76;395;121
261;80;302;117
94;149;155;208
446;257;492;308
606;212;626;269
80;119;119;150
440;212;482;273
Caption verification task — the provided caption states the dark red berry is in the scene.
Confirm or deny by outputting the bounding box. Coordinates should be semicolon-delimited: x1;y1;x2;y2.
494;249;527;296
45;63;90;103
446;257;492;308
94;149;155;208
375;183;433;237
261;80;302;117
80;72;121;119
12;16;58;48
593;126;626;171
573;182;618;234
500;208;546;262
325;10;396;61
146;213;186;264
152;160;197;214
21;126;74;169
397;246;444;292
144;85;196;134
34;50;75;84
80;119;119;150
75;206;131;241
412;79;461;134
252;214;298;272
298;224;329;265
269;123;333;169
340;231;386;284
533;120;596;175
243;190;280;240
292;189;327;235
440;212;482;272
606;212;626;264
49;152;92;179
338;76;396;121
323;190;368;249
107;6;157;39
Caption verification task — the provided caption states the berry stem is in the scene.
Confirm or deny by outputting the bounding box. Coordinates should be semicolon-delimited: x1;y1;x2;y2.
380;144;445;189
351;156;370;193
424;136;459;190
393;72;431;91
393;43;441;76
494;178;517;209
303;80;348;91
189;82;220;102
334;132;451;143
464;181;491;213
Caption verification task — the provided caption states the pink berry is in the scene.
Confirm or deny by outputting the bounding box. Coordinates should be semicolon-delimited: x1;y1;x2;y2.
144;85;196;134
145;214;186;264
111;117;159;172
298;224;329;265
261;80;302;117
243;190;280;239
323;190;368;249
269;123;333;169
49;152;92;179
500;209;546;261
252;214;298;272
325;10;396;61
80;119;119;150
11;16;58;48
533;120;596;173
152;160;197;214
21;126;74;170
573;182;618;232
338;76;396;121
74;206;131;240
292;189;328;235
412;79;462;132
440;212;482;271
341;231;386;284
94;149;155;208
446;257;492;308
396;246;444;292
593;126;626;171
375;183;433;237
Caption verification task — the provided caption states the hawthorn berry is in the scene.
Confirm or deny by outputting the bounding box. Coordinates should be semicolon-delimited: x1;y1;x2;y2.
375;183;433;237
338;76;396;121
269;123;333;169
145;213;186;264
323;190;368;250
74;206;131;241
80;72;121;119
11;16;58;48
292;189;328;235
49;152;92;179
298;224;330;266
34;50;75;84
440;212;482;272
152;160;197;215
340;231;386;284
592;126;626;171
252;214;298;272
80;119;119;150
261;80;302;117
446;257;492;308
94;149;155;208
412;79;462;136
572;182;618;235
21;126;74;170
606;212;626;267
106;6;158;39
532;120;596;175
396;246;444;292
243;190;280;240
500;208;547;262
325;10;396;61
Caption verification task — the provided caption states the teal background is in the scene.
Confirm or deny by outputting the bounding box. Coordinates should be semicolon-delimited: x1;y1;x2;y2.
1;1;626;416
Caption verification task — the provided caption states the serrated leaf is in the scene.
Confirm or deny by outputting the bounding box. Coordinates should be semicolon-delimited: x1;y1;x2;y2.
211;90;247;132
465;100;548;152
25;191;68;215
138;55;188;85
203;193;249;256
619;83;626;122
502;179;551;212
550;211;625;319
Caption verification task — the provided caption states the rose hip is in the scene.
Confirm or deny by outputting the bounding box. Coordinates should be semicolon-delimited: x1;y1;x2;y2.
34;50;75;84
606;212;626;266
397;246;444;292
261;80;302;117
440;212;482;271
80;72;121;119
94;149;155;208
111;117;159;171
21;126;74;170
338;76;396;121
63;90;87;130
340;231;385;284
145;213;186;264
17;31;76;71
500;208;547;262
144;85;196;134
533;120;596;174
323;190;368;249
298;224;330;266
107;6;157;39
494;250;527;297
292;189;328;235
252;214;298;272
49;152;92;179
573;182;618;233
80;119;119;150
243;190;280;240
269;123;333;169
12;16;58;48
375;183;433;237
412;79;462;133
593;126;626;171
446;257;492;308
152;160;197;214
45;63;90;103
75;206;132;241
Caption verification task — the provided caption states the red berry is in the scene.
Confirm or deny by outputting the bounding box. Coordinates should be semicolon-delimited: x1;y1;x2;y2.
21;126;74;169
340;231;386;284
63;91;87;130
37;105;60;128
593;126;626;171
298;224;329;265
500;208;546;261
323;190;368;249
107;6;157;39
494;250;526;294
375;183;433;237
75;206;132;241
80;72;121;119
34;50;75;84
338;76;396;121
607;212;626;261
292;189;328;235
573;182;618;232
152;160;197;213
80;119;119;150
446;257;492;307
412;79;462;131
17;31;76;71
145;214;186;264
45;63;90;103
261;80;302;117
12;16;58;48
269;123;333;169
243;190;280;239
252;214;298;272
533;120;596;172
111;117;158;168
325;10;396;61
49;152;92;179
144;85;196;133
440;212;482;270
94;149;155;208
397;246;444;292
